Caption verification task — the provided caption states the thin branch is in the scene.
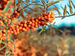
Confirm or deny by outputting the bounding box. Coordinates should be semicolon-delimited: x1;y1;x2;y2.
55;14;75;18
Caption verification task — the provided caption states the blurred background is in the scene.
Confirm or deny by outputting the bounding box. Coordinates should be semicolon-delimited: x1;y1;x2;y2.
0;0;75;56
14;0;75;56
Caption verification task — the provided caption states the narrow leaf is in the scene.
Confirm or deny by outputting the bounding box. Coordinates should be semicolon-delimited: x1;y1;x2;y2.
54;28;63;33
71;1;75;8
7;54;10;56
41;0;46;5
0;45;6;51
48;7;58;11
52;28;55;35
63;5;67;15
69;0;73;14
47;0;52;4
48;0;62;7
54;5;62;15
1;0;12;13
53;22;56;25
18;9;23;21
38;26;46;34
49;28;51;33
60;5;69;14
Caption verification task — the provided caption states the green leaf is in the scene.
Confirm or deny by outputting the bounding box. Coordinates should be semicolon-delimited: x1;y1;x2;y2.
0;45;6;51
51;22;58;27
60;5;64;10
53;25;58;27
53;22;56;25
8;45;13;51
18;9;23;21
0;38;2;44
63;5;67;15
38;26;46;34
0;16;7;27
6;54;10;56
1;0;12;13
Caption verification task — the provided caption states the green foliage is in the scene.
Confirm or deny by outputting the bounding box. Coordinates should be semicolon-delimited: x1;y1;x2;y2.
38;26;46;34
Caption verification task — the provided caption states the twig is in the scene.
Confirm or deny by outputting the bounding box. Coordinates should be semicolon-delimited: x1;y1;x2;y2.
55;14;75;18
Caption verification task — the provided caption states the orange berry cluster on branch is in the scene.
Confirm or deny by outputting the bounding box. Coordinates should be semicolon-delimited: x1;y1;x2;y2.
7;10;19;21
0;12;55;37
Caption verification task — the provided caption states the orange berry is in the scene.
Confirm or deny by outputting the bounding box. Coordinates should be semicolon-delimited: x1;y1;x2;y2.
7;15;11;18
28;25;31;27
13;18;16;20
34;24;38;28
31;17;34;20
11;30;14;34
7;22;10;25
51;12;55;15
50;20;53;23
24;23;27;27
14;32;17;35
4;20;7;23
7;30;10;33
38;16;41;20
2;34;6;37
48;11;51;15
44;16;47;19
29;21;32;24
22;27;27;32
24;20;27;24
35;19;38;22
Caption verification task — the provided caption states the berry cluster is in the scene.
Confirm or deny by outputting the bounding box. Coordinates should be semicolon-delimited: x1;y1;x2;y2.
7;10;19;21
0;0;14;12
0;12;55;37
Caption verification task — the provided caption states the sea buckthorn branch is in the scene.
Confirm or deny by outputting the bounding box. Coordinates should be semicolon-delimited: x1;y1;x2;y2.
0;1;55;55
0;12;55;37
